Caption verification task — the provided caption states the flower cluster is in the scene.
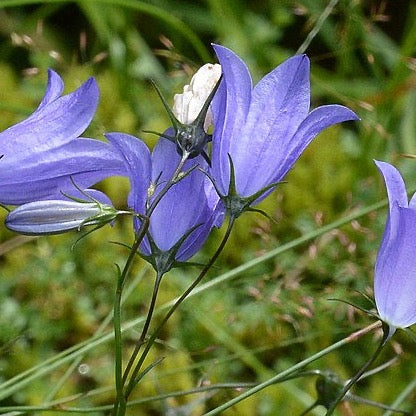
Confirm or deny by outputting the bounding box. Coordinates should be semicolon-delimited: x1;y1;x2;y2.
1;45;357;274
4;43;416;416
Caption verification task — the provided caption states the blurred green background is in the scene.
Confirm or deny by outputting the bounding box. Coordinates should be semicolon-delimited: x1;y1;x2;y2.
0;0;415;415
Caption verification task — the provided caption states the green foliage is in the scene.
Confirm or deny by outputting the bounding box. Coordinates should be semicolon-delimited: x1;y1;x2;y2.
1;1;416;415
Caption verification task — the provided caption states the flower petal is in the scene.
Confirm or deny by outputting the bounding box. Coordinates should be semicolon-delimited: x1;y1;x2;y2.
375;204;416;328
175;179;222;261
148;138;212;255
230;55;312;195
375;160;409;209
211;44;253;195
105;132;151;216
37;69;64;110
0;77;99;158
266;104;359;189
0;138;126;205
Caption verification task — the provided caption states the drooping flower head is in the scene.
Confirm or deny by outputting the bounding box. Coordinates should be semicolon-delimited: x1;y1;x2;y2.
107;133;220;274
374;160;416;331
210;45;359;217
0;70;125;206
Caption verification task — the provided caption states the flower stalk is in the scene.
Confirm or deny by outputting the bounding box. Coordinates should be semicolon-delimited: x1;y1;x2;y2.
113;151;192;416
122;215;235;401
325;322;391;415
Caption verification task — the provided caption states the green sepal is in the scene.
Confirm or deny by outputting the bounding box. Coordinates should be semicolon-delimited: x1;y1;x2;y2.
142;129;176;143
71;223;109;250
113;239;209;270
171;164;198;185
141;223;203;275
62;177;134;239
327;297;380;319
150;76;222;161
150;79;180;130
246;207;277;223
192;74;222;131
352;289;377;308
221;154;282;220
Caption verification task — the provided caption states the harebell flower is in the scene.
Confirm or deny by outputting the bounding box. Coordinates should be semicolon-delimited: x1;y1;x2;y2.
0;70;125;206
0;45;364;416
210;45;359;218
325;161;416;415
374;160;416;334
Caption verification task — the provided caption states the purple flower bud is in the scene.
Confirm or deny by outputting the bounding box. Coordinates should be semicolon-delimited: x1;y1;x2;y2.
210;45;359;206
0;70;125;206
5;199;119;235
374;160;416;329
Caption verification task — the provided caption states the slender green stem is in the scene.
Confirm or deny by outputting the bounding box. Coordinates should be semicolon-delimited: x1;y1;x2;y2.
121;271;164;385
0;382;258;413
325;324;391;415
348;393;411;414
202;321;381;416
0;195;393;402
44;266;149;404
113;152;189;414
120;152;189;385
124;216;236;399
296;0;339;54
113;223;149;416
113;272;127;415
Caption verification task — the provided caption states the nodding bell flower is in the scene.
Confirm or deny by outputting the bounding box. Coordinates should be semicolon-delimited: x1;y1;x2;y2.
152;63;222;163
5;197;121;235
374;160;416;332
0;70;125;206
106;132;222;274
210;45;359;218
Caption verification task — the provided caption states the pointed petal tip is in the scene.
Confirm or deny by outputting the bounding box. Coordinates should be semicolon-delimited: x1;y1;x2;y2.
335;106;360;122
81;76;99;97
37;69;64;109
374;159;388;170
374;160;400;178
327;105;360;122
290;53;310;64
46;68;63;82
374;160;409;209
212;44;241;62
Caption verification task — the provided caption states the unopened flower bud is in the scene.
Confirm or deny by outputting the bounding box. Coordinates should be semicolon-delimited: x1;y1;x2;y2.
173;63;222;131
5;199;119;235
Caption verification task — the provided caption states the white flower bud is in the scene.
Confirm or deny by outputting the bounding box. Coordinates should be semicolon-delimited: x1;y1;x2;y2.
173;63;222;130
